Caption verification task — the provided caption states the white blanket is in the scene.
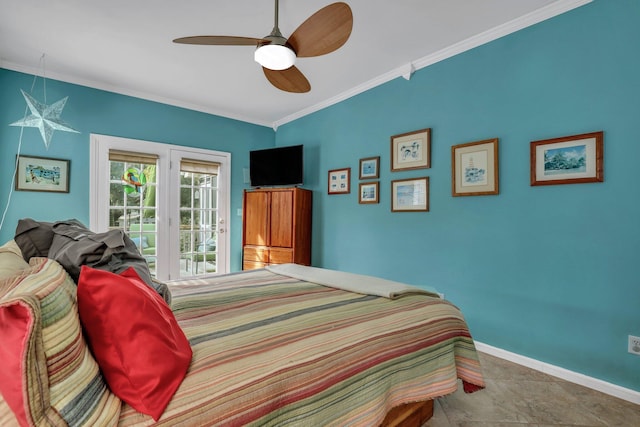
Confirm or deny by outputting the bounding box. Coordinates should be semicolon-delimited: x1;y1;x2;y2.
266;263;440;299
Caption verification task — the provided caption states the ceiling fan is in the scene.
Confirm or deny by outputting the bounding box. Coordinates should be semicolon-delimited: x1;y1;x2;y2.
173;1;353;93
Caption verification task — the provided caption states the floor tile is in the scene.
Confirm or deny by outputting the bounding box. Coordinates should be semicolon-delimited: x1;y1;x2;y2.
556;380;640;426
423;351;640;427
424;400;452;427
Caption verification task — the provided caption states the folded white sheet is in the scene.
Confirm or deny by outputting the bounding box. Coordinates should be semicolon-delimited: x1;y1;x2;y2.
266;263;440;299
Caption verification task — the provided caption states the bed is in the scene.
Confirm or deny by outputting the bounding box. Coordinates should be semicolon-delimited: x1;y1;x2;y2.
0;238;484;426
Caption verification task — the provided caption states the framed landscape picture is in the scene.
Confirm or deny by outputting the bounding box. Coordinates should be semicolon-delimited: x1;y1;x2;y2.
391;177;429;212
359;156;380;179
451;138;499;197
359;181;379;204
530;131;603;186
15;155;70;193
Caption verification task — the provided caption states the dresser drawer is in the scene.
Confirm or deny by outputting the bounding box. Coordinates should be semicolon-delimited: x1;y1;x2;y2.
244;246;269;262
243;260;267;270
269;248;294;264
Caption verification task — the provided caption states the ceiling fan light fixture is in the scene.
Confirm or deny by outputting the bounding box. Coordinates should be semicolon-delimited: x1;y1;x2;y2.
254;44;296;70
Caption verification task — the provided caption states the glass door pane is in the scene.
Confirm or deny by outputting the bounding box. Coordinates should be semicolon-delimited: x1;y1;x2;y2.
108;158;158;276
179;168;218;277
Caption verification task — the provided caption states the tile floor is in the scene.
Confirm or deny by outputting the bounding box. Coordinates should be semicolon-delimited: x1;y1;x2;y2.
425;352;640;427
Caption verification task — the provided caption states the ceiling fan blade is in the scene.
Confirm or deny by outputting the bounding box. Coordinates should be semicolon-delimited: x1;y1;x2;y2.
173;36;265;46
287;2;353;58
263;66;311;93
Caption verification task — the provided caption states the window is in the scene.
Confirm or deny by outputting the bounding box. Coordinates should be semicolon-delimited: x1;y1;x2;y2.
90;134;230;280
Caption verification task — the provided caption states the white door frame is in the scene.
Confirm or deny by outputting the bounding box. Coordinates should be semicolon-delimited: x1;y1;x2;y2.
89;133;231;280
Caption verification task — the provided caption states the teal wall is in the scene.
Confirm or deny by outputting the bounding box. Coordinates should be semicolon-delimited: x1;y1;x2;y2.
275;0;640;391
0;68;274;270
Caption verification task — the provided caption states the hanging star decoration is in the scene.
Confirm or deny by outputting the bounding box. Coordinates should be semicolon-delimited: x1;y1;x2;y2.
10;89;79;149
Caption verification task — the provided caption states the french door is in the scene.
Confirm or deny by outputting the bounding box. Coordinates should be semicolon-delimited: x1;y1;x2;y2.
90;134;230;280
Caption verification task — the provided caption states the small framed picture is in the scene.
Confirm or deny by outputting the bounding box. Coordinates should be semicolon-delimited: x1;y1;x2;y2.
391;177;429;212
359;156;380;179
15;155;70;193
328;168;351;194
359;182;379;204
451;138;499;197
391;128;431;171
530;131;603;186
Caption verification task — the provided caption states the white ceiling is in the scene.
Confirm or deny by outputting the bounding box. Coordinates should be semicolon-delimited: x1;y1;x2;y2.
0;0;590;129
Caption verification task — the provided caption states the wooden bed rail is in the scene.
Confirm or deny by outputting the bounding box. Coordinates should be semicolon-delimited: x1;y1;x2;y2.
381;400;434;427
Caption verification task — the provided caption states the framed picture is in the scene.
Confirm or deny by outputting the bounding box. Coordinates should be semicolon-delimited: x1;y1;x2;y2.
359;156;380;179
15;155;70;193
359;181;379;204
328;167;351;194
391;128;431;171
530;131;603;186
391;177;429;212
451;138;499;197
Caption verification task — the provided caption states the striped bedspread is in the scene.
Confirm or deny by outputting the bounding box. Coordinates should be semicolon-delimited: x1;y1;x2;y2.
118;268;485;426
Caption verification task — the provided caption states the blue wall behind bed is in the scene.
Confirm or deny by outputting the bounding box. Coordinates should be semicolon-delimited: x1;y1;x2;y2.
0;69;274;270
275;0;640;392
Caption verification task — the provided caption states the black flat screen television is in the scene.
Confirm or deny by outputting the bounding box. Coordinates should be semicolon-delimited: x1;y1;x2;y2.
249;145;303;187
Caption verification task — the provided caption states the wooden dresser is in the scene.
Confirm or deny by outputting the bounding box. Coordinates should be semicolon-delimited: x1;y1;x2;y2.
242;187;312;270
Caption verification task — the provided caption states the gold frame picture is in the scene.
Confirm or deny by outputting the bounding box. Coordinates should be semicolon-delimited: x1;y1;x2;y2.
391;128;431;171
530;131;603;186
359;156;380;179
359;182;379;204
328;167;351;194
451;138;499;197
391;177;429;212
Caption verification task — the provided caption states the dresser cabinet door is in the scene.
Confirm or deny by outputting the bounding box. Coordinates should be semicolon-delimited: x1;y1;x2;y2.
244;191;269;246
269;190;293;248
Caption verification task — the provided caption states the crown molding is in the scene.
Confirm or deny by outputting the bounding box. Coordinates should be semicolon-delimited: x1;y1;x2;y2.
2;0;592;131
272;0;592;129
0;59;273;128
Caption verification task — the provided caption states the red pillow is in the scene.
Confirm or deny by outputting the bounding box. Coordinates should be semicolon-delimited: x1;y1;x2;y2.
0;298;39;427
77;266;192;421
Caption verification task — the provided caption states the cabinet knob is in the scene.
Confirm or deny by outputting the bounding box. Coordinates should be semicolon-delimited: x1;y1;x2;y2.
219;228;225;234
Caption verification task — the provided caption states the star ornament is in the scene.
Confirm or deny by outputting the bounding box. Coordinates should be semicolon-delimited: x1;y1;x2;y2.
10;89;79;149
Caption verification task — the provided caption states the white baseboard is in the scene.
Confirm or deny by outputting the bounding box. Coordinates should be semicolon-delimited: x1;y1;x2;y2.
474;342;640;405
